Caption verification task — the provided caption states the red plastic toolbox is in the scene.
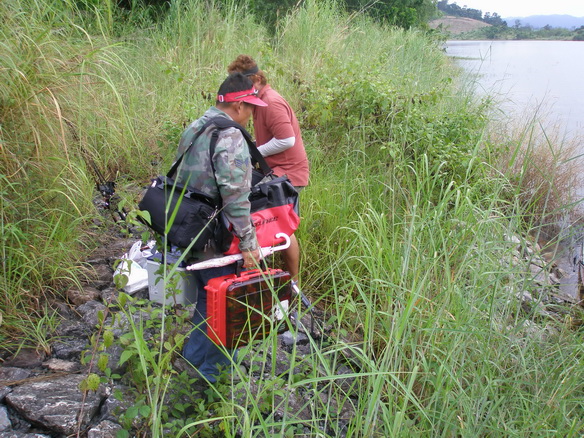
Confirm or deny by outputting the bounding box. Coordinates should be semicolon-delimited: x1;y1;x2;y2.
205;268;292;348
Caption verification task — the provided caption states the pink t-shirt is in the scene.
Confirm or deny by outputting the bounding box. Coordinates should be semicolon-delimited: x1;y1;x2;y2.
253;85;309;187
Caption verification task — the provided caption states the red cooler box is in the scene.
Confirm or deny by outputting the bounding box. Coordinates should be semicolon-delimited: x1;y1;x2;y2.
205;268;292;348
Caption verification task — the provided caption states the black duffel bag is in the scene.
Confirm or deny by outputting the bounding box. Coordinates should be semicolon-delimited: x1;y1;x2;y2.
138;118;229;252
139;116;299;253
138;175;220;251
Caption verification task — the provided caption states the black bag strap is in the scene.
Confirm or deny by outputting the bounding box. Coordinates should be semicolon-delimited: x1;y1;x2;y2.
166;116;273;179
208;117;273;177
166;118;220;178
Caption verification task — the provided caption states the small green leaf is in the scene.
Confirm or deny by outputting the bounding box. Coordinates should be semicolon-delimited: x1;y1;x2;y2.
126;405;139;419
79;373;100;392
114;274;129;290
141;231;150;243
97;354;109;372
116;429;130;438
118;293;128;307
118;350;134;365
103;330;114;348
139;405;151;418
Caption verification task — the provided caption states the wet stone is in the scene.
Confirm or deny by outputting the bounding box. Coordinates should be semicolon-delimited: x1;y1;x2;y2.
2;350;46;370
0;431;51;437
51;338;89;361
5;374;107;436
86;420;122;438
0;406;11;432
77;301;108;329
0;369;31;386
0;387;12;402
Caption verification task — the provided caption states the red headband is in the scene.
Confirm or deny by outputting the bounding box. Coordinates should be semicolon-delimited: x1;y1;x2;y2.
217;87;267;107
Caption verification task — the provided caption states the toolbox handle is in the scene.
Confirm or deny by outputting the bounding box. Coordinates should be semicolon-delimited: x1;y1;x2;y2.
186;233;291;271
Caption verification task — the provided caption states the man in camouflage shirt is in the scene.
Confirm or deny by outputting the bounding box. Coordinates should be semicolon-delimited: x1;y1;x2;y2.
180;73;267;383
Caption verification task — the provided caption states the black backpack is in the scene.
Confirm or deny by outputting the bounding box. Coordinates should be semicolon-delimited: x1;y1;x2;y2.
138;117;273;252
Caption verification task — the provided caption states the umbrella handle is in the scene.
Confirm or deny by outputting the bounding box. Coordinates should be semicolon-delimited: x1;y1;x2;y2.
186;233;291;271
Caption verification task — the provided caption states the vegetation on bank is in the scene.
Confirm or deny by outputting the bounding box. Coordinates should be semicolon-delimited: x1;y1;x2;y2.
435;0;584;40
452;22;584;41
1;0;583;436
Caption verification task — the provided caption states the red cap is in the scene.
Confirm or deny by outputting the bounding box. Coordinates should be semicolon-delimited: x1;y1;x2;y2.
217;87;267;107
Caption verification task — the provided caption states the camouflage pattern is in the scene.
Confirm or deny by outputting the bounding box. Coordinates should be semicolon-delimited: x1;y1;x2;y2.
175;107;257;256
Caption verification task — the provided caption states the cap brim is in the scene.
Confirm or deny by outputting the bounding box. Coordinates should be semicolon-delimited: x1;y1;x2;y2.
241;95;268;107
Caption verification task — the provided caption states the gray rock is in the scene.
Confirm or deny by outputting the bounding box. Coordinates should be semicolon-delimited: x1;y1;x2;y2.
0;432;51;438
335;365;358;393
0;406;11;432
5;374;106;436
280;331;297;348
0;369;32;386
51;321;91;361
82;263;114;290
48;299;75;319
518;290;534;303
85;264;114;289
549;272;562;284
51;338;89;361
2;350;46;370
270;349;294;377
87;420;122;438
0;387;12;402
55;319;92;338
77;301;108;329
100;287;118;304
99;385;134;423
102;344;127;376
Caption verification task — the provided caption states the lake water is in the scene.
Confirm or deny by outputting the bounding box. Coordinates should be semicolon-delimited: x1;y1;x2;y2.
445;41;584;295
445;40;584;139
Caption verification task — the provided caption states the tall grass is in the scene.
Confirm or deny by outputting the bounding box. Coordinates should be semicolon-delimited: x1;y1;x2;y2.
1;0;582;436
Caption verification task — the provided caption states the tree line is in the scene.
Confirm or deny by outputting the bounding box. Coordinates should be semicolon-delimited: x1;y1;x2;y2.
114;0;438;30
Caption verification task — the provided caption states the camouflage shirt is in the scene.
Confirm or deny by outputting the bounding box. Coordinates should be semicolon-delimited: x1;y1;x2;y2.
175;107;257;257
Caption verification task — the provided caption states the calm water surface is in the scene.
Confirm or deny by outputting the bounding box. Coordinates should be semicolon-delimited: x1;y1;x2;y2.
445;40;584;138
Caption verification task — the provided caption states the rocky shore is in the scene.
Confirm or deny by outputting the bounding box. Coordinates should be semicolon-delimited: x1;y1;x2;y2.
0;229;581;437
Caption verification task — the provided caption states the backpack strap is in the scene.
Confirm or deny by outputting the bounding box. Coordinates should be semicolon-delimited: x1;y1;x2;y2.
166;120;211;179
167;117;273;179
208;117;273;177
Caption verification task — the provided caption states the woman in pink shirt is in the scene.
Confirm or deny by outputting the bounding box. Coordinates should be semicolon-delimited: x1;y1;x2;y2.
228;55;309;282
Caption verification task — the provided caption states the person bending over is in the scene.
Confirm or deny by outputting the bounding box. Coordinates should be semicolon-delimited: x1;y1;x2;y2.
228;55;309;283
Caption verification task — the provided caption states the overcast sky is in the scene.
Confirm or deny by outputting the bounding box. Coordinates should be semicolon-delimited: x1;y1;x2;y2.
454;0;584;17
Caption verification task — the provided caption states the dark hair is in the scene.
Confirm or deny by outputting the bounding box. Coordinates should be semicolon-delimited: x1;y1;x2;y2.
216;73;254;105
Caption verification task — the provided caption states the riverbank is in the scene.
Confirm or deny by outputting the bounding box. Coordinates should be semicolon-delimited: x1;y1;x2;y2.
2;1;583;436
0;214;580;436
430;15;584;40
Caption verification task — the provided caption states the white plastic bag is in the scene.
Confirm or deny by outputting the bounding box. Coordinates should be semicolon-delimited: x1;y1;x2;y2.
113;241;155;294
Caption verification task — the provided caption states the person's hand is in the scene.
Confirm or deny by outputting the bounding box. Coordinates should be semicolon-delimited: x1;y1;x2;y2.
242;247;261;268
